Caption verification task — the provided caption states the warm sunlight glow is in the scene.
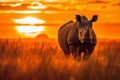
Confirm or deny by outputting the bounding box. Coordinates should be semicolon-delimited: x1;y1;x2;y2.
10;3;22;7
14;17;45;25
16;26;45;37
28;2;47;9
0;10;42;14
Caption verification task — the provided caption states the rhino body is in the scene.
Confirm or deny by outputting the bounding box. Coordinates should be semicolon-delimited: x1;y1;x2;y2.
58;15;98;60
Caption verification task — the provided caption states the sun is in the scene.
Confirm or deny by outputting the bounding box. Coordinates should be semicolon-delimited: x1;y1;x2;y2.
14;17;45;25
16;26;45;38
14;17;45;38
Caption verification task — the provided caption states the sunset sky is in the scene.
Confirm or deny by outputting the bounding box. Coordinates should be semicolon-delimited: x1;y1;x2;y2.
0;0;120;39
0;0;119;2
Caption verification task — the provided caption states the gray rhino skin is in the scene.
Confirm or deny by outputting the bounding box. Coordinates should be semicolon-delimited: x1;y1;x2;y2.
58;15;98;60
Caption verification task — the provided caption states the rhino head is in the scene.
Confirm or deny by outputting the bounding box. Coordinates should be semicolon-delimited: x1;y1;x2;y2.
76;15;98;44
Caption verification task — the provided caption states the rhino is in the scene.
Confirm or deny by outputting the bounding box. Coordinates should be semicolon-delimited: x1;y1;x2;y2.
58;15;98;60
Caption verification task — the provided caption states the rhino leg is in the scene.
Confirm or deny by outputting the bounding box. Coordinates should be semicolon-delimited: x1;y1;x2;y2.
83;45;95;61
69;45;78;58
63;49;70;58
77;47;82;61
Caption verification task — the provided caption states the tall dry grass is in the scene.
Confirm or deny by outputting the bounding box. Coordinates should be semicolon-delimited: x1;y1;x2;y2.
0;39;120;80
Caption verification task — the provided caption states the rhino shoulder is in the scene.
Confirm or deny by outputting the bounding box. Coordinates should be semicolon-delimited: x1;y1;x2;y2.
59;20;74;32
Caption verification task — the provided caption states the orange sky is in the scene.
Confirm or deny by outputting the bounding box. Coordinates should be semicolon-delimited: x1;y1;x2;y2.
0;0;120;39
0;0;119;2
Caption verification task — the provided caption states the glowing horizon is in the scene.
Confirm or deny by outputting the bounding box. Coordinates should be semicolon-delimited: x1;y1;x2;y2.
16;26;45;38
14;17;45;25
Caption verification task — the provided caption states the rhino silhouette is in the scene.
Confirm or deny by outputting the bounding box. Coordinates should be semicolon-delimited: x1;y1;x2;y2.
58;15;98;60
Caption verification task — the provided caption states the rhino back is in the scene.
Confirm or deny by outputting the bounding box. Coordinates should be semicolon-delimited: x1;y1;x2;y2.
58;21;74;53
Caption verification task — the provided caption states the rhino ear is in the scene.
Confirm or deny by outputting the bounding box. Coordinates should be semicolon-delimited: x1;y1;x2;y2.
76;15;81;22
90;15;98;22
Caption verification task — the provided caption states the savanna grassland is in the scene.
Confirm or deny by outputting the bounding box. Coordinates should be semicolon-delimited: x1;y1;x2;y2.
0;38;120;80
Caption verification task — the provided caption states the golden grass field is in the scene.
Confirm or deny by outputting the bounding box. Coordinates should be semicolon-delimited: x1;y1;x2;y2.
0;38;120;80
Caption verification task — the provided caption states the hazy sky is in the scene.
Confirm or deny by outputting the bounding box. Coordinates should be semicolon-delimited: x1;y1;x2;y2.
0;0;119;39
0;0;119;2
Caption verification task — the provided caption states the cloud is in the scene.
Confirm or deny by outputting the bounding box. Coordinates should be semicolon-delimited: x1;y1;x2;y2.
0;0;24;2
112;2;120;6
87;0;110;4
